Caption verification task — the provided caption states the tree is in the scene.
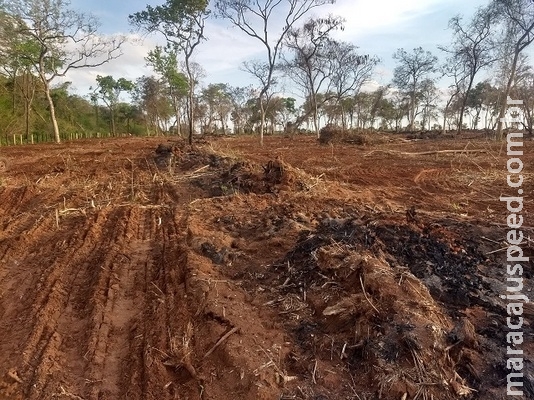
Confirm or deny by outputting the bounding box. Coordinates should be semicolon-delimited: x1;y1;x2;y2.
493;0;534;140
0;13;40;140
133;76;174;136
0;0;125;143
440;6;497;134
392;47;438;131
466;81;494;129
145;46;189;136
129;0;210;145
214;0;335;145
376;97;397;131
327;41;378;130
201;83;234;134
352;92;373;129
92;75;134;136
516;70;534;134
419;79;439;130
440;55;466;134
116;103;140;135
0;11;38;122
282;16;344;136
366;86;389;129
227;85;255;134
279;97;297;128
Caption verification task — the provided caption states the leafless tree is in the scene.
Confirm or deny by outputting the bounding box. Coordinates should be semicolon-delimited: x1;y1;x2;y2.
132;75;173;136
214;0;335;145
327;42;378;130
492;0;534;140
515;66;534;134
440;56;467;134
440;6;497;134
392;47;438;131
281;15;344;136
419;79;440;131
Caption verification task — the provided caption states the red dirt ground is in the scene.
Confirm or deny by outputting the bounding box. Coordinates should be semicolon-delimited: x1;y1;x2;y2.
0;133;532;400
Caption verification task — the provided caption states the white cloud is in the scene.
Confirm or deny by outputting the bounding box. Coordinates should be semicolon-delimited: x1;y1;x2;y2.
61;34;159;97
313;0;444;41
63;20;266;96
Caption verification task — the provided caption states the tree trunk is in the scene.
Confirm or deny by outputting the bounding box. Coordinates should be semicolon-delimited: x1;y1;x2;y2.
312;93;319;138
457;74;476;135
11;78;16;115
188;91;194;144
110;107;116;136
22;72;34;141
409;98;415;131
43;84;61;143
220;115;226;135
185;58;194;145
340;101;347;131
259;94;266;146
496;48;520;141
171;90;182;137
25;100;30;140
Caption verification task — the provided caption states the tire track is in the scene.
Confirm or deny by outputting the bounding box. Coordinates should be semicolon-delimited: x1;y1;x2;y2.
21;208;128;398
0;206;143;398
120;208;196;400
84;206;156;399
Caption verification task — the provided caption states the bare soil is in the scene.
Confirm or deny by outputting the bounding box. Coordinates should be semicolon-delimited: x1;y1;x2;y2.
0;133;532;400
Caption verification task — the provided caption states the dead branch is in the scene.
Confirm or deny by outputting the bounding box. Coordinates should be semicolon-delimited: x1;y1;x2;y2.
364;149;488;157
360;275;380;314
203;326;239;359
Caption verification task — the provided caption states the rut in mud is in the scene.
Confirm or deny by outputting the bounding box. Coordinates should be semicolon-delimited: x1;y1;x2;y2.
0;135;532;400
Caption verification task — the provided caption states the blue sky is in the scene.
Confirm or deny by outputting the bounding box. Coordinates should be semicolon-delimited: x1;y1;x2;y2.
65;0;496;99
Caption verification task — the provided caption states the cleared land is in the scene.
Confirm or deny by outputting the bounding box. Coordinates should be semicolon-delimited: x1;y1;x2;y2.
0;133;532;400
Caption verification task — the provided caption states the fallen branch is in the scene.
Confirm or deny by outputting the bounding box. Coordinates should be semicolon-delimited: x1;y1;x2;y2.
59;207;87;215
173;165;213;182
486;246;509;255
360;275;380;314
203;326;239;359
364;149;488;157
7;369;23;384
480;236;501;245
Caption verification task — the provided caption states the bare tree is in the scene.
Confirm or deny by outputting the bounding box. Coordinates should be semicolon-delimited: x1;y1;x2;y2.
282;15;344;136
214;0;335;145
227;85;254;134
515;67;534;134
440;56;467;134
440;6;497;134
392;47;438;131
493;0;534;140
419;79;439;131
0;0;125;143
328;41;378;130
